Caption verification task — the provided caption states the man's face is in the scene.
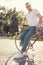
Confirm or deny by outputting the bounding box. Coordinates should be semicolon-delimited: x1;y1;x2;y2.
26;3;31;11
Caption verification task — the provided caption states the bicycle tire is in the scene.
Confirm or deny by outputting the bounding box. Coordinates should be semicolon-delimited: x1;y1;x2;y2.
5;52;30;65
5;52;18;65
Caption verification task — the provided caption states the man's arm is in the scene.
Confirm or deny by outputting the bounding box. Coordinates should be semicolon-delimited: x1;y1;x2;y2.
34;9;42;27
36;13;42;31
36;13;42;25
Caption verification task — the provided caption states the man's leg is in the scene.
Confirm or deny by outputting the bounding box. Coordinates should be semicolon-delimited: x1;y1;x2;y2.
21;26;36;52
20;27;30;45
14;26;36;59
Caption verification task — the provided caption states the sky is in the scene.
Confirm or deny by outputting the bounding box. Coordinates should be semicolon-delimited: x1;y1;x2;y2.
0;0;43;15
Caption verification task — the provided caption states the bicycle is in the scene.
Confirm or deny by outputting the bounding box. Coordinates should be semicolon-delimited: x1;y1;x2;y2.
5;25;43;65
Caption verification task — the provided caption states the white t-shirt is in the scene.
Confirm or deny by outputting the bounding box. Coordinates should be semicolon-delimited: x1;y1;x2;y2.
26;9;39;26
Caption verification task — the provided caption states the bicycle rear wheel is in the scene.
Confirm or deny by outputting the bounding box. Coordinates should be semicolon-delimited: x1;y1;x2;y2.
15;33;22;52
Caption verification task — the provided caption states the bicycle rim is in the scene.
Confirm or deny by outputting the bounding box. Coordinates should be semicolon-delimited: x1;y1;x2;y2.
5;52;18;65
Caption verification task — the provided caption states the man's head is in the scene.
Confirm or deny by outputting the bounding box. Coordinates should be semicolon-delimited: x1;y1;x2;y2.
25;2;31;11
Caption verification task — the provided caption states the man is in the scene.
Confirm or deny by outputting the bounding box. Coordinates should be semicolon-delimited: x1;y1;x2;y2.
15;2;42;58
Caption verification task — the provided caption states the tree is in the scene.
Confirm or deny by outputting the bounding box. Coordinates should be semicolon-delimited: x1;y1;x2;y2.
9;8;19;35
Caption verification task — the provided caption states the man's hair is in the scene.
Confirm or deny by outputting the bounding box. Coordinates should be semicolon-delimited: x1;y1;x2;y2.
25;2;31;6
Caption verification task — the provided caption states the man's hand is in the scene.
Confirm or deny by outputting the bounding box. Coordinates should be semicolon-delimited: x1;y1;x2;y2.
36;24;41;32
21;22;29;26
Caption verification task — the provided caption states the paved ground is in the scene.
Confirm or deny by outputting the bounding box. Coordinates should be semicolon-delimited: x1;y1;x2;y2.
0;38;43;65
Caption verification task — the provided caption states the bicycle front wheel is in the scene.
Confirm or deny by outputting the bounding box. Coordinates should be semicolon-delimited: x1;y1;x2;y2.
5;53;18;65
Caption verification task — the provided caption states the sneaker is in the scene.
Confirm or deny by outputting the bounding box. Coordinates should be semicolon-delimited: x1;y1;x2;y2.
14;52;23;59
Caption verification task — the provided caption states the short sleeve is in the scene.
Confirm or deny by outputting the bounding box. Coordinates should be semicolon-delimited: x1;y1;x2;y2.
33;9;39;15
